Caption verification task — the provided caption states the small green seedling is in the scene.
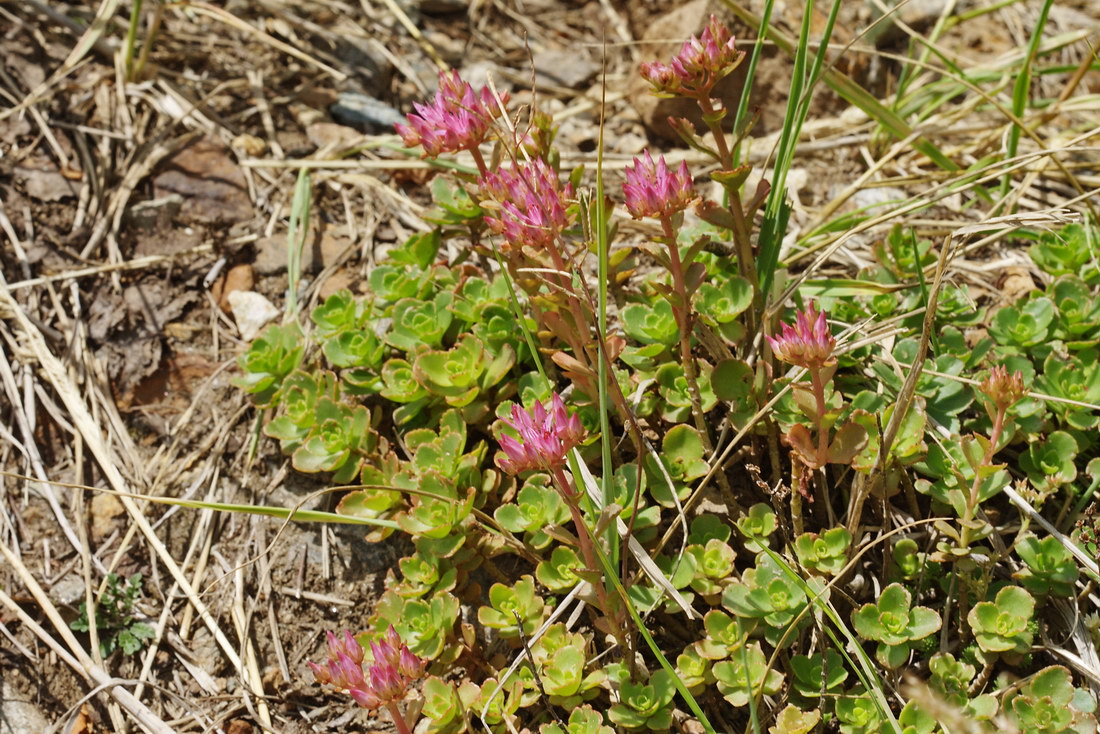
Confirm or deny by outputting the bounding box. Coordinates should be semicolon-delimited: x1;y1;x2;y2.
70;572;154;657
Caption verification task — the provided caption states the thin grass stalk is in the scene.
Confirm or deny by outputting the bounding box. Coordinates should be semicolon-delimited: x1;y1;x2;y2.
285;168;311;320
731;0;777;159
1001;0;1054;199
594;76;618;566
123;0;143;80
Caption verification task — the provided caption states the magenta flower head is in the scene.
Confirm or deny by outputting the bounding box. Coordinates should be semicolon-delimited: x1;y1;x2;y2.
767;302;836;371
623;150;696;220
479;159;574;251
639;15;744;97
309;626;424;710
980;365;1026;411
395;70;505;157
497;393;586;475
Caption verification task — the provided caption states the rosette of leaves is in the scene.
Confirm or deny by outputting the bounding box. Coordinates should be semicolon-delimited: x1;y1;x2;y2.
851;583;941;669
536;546;584;592
421;676;480;734
694;274;752;342
622;299;678;364
686;538;736;596
789;650;848;708
540;706;614;734
713;642;785;707
403;409;487;489
675;645;715;694
1038;348;1100;429
1051;275;1100;346
311;289;362;339
967;585;1035;654
397;472;476;540
722;554;811;646
769;706;821;734
988;296;1056;351
373;590;461;662
477;575;546;639
697;610;747;660
386;293;454;352
1005;665;1099;734
368;263;431;304
835;689;882;734
644;425;710;508
736;503;778;553
654;360;718;423
794;527;851;576
380;358;431;424
291;398;377;483
233;323;303;406
928;652;998;719
495;475;570;549
537;640;605;707
1014;535;1080;597
325;327;385;392
394;549;457;599
413;334;515;417
264;370;339;451
475;677;524;730
1029;223;1096;278
606;668;676;731
1020;431;1079;491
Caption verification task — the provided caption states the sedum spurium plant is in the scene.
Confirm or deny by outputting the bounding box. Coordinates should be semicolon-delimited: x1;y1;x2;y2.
227;13;1100;734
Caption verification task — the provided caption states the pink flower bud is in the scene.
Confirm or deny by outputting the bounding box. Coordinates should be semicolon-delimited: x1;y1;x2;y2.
767;302;836;370
980;365;1026;410
640;15;743;97
395;70;505;157
308;627;425;710
496;393;586;475
479;159;574;251
622;150;695;220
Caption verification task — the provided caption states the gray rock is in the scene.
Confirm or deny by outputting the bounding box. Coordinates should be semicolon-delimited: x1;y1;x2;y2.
533;49;600;89
1;679;48;734
330;92;405;130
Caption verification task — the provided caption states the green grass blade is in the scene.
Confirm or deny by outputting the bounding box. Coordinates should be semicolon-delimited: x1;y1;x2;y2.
595;76;618;565
720;0;959;175
1001;0;1054;198
285;168;311;320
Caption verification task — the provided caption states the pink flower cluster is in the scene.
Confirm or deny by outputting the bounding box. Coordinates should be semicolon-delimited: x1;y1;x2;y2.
768;302;836;371
639;15;743;97
980;365;1026;409
309;627;424;710
497;393;586;475
479;159;574;250
623;151;696;220
395;70;504;157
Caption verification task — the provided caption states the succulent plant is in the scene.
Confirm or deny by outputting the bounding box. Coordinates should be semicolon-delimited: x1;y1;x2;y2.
967;585;1035;654
851;583;941;669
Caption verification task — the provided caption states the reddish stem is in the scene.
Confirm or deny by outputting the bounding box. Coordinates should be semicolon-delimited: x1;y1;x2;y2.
809;367;829;466
386;701;413;734
469;146;489;177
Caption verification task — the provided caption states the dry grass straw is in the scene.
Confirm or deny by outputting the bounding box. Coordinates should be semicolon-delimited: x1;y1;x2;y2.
2;0;1100;729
